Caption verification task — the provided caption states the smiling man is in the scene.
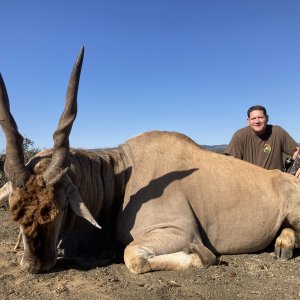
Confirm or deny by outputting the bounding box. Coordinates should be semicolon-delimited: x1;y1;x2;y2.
225;105;300;177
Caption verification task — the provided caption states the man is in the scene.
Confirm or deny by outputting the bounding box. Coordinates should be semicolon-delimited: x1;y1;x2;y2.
225;105;300;177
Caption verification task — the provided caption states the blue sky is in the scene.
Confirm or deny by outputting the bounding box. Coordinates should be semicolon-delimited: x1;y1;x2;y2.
0;0;299;150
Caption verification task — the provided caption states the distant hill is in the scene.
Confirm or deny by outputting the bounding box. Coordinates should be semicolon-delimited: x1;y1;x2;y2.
201;143;300;154
202;144;227;153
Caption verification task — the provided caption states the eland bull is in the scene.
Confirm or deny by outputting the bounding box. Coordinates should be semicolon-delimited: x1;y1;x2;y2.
0;48;300;274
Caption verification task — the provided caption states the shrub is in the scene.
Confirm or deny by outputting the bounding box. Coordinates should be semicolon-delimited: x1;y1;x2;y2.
0;137;40;187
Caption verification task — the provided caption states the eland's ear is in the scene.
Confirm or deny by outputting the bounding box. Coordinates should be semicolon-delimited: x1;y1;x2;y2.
0;181;12;206
63;176;101;229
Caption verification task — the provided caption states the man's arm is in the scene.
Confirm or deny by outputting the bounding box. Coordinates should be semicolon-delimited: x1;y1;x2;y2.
224;132;244;159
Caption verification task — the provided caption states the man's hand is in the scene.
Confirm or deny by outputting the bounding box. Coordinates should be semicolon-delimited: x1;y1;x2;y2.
292;147;300;179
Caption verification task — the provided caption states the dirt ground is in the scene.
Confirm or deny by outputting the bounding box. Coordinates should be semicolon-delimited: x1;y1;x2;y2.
1;205;300;300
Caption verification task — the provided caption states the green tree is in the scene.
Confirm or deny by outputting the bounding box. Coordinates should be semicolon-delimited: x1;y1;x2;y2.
22;137;40;164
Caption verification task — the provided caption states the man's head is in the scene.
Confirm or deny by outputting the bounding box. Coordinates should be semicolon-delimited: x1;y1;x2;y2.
247;105;269;136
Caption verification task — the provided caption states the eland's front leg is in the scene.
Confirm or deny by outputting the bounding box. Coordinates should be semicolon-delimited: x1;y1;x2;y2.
124;239;216;274
124;243;203;274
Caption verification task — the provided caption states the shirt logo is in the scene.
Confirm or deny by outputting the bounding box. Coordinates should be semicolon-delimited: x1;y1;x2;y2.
263;144;272;154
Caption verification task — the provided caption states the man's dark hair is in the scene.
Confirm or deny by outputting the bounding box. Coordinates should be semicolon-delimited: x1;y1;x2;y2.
247;105;268;119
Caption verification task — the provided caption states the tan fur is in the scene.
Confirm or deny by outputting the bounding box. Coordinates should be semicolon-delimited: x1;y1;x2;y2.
10;174;58;237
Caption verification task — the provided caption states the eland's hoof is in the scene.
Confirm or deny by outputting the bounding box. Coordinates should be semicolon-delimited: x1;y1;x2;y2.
274;247;293;261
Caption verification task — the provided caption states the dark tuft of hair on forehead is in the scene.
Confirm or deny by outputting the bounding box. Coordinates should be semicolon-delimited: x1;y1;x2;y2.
10;175;59;237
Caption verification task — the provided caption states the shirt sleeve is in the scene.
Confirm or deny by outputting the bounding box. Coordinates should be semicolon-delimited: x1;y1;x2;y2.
224;131;244;159
278;126;298;156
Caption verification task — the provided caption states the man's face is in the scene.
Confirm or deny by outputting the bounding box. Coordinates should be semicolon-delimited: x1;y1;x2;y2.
247;109;268;136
